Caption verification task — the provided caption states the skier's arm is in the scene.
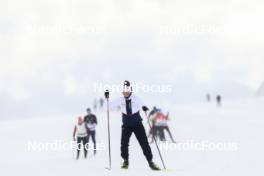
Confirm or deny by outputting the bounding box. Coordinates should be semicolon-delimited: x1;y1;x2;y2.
84;116;87;123
85;122;89;132
73;126;77;140
151;113;157;121
166;112;170;120
94;115;98;124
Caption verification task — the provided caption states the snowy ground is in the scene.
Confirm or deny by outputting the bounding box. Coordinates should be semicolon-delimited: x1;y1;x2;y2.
0;98;264;176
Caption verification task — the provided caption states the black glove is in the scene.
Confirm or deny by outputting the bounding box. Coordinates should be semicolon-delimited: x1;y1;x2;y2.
142;106;149;112
104;90;109;99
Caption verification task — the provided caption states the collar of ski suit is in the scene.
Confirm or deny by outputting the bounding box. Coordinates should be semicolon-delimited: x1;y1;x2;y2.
124;92;132;100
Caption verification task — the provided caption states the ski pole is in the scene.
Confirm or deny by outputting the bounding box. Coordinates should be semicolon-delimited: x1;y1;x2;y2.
144;111;166;170
105;90;111;169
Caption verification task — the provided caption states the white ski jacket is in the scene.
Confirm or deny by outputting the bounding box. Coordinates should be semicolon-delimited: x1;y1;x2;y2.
109;94;144;115
74;123;88;137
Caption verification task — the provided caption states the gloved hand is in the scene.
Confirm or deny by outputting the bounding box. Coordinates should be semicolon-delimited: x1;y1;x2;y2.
104;90;109;99
142;106;149;112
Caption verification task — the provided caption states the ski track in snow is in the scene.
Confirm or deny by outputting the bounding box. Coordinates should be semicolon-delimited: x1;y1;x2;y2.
0;98;264;176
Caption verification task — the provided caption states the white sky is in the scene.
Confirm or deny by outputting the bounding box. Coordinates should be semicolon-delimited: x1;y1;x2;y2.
0;0;264;118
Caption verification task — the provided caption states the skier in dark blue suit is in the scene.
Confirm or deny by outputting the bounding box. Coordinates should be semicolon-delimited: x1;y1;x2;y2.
106;80;160;170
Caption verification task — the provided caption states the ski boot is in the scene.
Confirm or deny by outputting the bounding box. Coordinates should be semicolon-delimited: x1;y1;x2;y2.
149;161;161;171
121;160;129;169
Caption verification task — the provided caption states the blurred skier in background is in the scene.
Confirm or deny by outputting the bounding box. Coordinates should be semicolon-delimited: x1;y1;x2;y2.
99;97;104;110
151;109;176;143
73;116;88;159
147;106;158;141
84;108;98;155
206;93;211;102
93;99;98;111
216;95;222;107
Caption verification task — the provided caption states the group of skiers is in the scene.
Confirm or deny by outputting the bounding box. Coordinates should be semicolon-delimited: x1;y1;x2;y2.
72;108;97;159
71;80;227;171
148;107;176;143
72;80;178;171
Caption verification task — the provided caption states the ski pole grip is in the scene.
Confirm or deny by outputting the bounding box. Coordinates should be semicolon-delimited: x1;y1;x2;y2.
104;90;110;99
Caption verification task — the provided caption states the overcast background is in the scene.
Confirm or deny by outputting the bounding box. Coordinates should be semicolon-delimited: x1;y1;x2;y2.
0;0;263;119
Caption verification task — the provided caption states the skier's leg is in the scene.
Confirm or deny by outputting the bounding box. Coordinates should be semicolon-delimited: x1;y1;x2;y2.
91;131;96;154
87;132;90;154
133;124;153;163
160;127;166;141
76;137;82;159
156;126;161;141
120;126;133;161
87;132;90;143
157;126;165;141
82;137;88;158
151;126;157;143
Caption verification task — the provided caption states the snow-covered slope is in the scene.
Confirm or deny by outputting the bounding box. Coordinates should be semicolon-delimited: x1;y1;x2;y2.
1;98;264;176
